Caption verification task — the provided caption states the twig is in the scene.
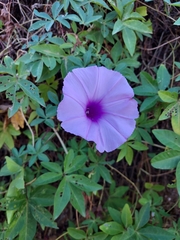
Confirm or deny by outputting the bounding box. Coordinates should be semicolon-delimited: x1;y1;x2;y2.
108;164;142;198
20;107;35;146
52;127;68;154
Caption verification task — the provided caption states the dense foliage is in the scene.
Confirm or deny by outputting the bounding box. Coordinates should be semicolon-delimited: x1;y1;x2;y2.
0;0;180;239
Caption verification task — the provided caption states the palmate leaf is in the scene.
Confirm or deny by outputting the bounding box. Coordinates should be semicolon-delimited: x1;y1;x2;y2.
64;149;87;174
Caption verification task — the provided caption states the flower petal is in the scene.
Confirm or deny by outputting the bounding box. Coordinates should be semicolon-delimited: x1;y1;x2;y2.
63;71;89;105
71;66;99;100
57;96;85;122
61;117;91;139
94;67;134;102
103;98;139;119
96;116;136;152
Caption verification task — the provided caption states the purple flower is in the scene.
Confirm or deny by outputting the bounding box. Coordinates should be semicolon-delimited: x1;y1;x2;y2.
57;66;139;153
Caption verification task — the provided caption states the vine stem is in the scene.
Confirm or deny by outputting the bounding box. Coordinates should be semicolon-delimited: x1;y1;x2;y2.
108;164;142;198
20;107;35;146
52;127;68;154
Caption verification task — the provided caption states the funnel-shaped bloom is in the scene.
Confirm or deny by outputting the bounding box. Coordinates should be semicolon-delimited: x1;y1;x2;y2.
57;66;139;152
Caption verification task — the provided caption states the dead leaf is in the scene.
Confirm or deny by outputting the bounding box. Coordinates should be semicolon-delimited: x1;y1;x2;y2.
10;110;24;130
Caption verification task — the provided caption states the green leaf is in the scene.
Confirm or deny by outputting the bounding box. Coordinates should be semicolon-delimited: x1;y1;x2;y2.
174;17;180;25
99;165;112;183
64;149;74;171
135;203;150;230
158;90;178;103
110;41;122;63
139;226;175;240
122;27;136;56
67;228;86;239
128;141;148;151
153;129;180;150
5;206;26;239
12;171;25;189
0;76;15;91
108;207;121;224
41;162;62;173
5;156;21;174
18;79;45;106
112;19;124;35
99;222;124;235
64;155;87;174
30;185;55;207
51;1;63;19
70;184;85;217
140;95;159;112
101;24;109;38
125;146;134;165
159;102;177;120
151;150;180;169
157;64;171;89
134;71;158;96
34;9;52;20
171;102;180;135
47;91;59;105
123;19;152;33
92;232;108;240
30;204;58;228
121;204;133;228
92;0;111;10
32;44;65;58
33;172;62;186
42;56;56;70
30;60;43;79
19;204;37;240
66;174;102;192
28;20;48;31
54;178;71;219
56;15;70;28
176;161;180;196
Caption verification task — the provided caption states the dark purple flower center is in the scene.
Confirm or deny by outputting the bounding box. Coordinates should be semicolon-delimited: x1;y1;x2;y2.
85;101;104;122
